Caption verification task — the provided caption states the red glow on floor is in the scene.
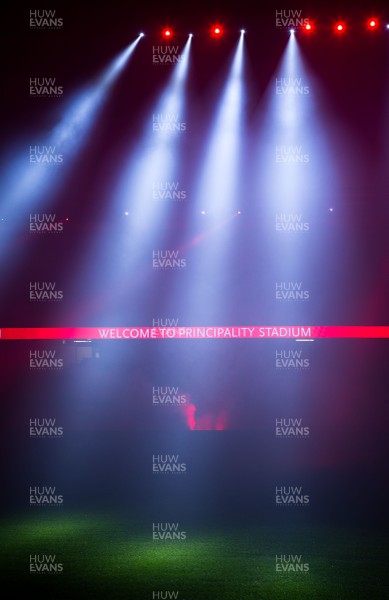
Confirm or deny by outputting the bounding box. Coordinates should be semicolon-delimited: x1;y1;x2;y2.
215;411;228;430
187;403;196;430
178;400;228;430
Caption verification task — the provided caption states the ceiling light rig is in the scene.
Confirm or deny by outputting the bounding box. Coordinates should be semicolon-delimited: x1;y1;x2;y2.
148;17;388;39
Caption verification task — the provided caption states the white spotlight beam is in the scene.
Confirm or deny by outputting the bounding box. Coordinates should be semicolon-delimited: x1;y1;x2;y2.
116;35;193;251
0;36;143;285
1;35;143;213
66;36;193;325
193;32;245;216
175;34;246;326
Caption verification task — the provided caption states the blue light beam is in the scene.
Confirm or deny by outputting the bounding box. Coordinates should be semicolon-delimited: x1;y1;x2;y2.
115;35;192;257
1;35;143;215
193;31;245;217
65;37;193;325
0;36;142;289
171;33;246;326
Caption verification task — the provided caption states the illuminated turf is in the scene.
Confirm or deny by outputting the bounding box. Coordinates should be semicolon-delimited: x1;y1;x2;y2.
1;513;387;599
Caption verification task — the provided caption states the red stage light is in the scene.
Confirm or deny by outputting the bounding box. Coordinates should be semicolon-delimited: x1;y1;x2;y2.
368;19;378;28
304;21;313;31
335;22;345;32
212;25;222;36
163;28;172;38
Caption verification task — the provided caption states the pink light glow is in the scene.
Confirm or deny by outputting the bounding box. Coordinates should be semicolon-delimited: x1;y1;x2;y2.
178;400;228;430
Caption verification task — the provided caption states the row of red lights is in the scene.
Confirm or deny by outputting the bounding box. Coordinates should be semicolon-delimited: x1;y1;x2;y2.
302;18;382;33
163;25;225;37
160;19;386;37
